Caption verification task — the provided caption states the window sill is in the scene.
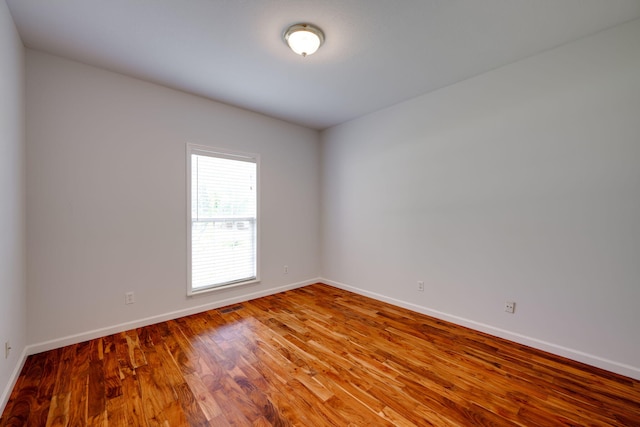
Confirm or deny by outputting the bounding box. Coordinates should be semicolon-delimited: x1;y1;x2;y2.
187;278;260;296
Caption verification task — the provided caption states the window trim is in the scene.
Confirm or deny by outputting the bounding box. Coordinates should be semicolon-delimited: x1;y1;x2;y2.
186;143;260;296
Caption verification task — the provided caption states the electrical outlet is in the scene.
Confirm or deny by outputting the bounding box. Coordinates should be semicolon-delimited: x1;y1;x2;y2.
283;265;288;274
5;341;11;359
125;292;135;305
417;281;424;291
505;301;516;314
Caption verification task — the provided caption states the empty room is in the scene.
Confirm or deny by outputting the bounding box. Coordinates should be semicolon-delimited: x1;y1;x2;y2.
1;0;640;425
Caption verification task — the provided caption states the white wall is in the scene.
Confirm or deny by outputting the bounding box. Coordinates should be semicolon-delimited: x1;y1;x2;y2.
26;50;320;349
321;19;640;379
0;0;27;409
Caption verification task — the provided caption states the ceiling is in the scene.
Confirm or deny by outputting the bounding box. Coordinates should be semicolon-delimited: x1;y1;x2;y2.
6;0;640;130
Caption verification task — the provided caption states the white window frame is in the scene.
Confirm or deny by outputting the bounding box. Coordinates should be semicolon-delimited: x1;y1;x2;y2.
186;143;260;296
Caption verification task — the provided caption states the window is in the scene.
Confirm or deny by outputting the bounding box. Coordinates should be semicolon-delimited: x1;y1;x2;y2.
187;144;259;295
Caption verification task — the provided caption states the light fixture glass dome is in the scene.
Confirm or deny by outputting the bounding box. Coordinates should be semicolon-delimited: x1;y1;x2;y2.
284;23;324;57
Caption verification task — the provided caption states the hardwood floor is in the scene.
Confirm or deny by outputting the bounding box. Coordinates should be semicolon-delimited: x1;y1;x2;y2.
2;283;639;426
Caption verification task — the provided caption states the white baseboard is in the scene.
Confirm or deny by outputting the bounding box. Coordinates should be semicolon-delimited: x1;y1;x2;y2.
321;278;640;380
26;278;319;356
0;346;29;416
12;275;639;413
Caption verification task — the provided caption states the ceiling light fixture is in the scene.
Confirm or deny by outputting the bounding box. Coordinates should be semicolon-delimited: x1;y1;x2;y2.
284;23;324;57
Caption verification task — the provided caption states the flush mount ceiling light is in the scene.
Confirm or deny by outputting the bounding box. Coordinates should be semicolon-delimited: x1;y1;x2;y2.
284;23;324;57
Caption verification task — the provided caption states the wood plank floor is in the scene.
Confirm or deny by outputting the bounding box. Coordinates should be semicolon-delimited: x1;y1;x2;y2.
2;283;639;426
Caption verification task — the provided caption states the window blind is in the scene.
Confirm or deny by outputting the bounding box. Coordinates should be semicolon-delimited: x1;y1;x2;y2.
190;150;257;292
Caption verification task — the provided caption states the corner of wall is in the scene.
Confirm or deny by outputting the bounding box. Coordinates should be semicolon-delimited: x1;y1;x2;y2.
0;0;28;415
